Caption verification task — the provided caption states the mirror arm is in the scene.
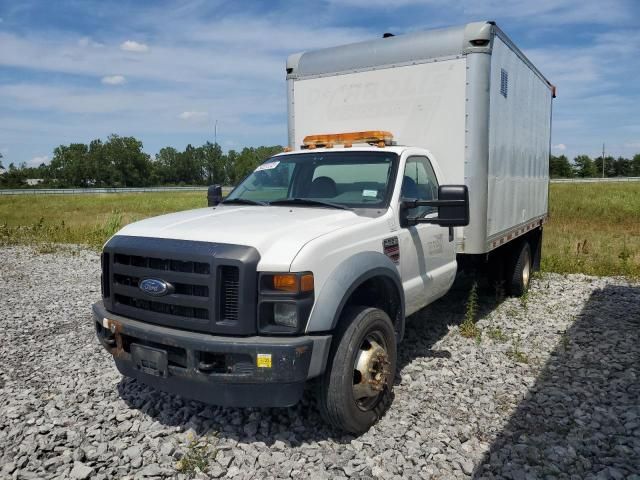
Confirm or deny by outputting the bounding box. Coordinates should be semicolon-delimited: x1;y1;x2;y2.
402;199;467;209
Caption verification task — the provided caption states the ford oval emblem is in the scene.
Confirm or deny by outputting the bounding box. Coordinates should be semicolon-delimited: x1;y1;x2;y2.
139;278;172;297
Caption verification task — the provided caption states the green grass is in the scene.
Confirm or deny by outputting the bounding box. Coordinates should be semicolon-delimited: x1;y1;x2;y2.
0;192;205;248
459;282;482;341
175;434;217;478
506;335;529;364
487;326;508;342
0;182;638;277
542;183;640;277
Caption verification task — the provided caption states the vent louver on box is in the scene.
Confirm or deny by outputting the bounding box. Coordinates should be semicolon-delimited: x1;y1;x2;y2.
219;266;240;322
500;69;508;98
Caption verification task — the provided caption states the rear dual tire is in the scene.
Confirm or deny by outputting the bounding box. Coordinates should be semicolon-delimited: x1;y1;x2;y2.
507;241;532;297
489;240;533;297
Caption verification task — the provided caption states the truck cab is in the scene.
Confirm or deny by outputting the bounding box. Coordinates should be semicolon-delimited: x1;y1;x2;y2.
94;134;469;434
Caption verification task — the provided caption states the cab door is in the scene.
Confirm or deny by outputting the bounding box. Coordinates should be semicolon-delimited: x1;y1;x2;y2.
398;155;457;315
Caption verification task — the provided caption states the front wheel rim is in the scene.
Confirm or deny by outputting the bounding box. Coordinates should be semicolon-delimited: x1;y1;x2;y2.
352;331;391;411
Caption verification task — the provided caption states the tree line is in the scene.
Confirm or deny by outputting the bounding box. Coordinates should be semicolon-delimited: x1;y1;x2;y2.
550;154;640;179
2;135;640;188
0;135;283;188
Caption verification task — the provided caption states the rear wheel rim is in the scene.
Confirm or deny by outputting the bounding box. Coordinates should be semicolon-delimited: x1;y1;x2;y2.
522;248;531;288
352;330;391;411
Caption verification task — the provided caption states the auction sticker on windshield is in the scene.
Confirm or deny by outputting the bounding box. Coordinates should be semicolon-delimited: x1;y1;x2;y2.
255;161;280;172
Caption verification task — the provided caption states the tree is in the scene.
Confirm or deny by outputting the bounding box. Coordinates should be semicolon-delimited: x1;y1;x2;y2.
87;139;114;187
178;144;206;185
48;143;90;187
611;156;632;177
573;155;597;178
632;154;640;177
228;146;283;184
103;135;152;187
549;154;573;178
0;161;28;188
153;147;181;184
201;142;225;185
225;149;239;185
593;156;616;177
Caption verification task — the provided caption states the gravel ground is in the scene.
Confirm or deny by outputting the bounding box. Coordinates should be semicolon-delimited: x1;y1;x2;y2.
1;245;639;480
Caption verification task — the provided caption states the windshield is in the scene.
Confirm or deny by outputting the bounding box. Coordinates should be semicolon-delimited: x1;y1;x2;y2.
225;151;399;209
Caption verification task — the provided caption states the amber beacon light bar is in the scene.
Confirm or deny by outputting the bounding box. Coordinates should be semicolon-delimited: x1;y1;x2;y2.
302;130;394;149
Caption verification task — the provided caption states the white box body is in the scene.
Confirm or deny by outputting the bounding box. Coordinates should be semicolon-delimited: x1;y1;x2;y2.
286;22;554;254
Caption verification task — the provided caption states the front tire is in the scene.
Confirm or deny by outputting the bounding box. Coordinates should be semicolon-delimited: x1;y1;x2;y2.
318;306;396;434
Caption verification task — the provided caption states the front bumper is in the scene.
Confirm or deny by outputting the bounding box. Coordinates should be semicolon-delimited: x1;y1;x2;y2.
92;301;331;407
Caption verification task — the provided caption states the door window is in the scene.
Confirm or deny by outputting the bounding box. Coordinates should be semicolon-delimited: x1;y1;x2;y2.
401;156;439;218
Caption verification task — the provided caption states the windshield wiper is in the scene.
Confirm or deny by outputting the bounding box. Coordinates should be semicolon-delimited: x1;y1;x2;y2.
221;198;267;206
269;198;351;210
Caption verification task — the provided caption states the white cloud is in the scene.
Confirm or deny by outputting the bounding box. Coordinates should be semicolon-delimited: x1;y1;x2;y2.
3;1;638;163
178;111;209;121
465;0;632;26
0;83;280;118
120;40;149;53
101;75;126;85
28;155;48;166
552;144;567;152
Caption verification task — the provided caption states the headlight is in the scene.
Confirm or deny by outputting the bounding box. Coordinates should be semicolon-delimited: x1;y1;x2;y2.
258;272;314;334
273;303;298;328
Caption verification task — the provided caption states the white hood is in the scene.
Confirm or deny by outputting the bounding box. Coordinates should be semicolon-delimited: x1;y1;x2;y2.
116;205;369;270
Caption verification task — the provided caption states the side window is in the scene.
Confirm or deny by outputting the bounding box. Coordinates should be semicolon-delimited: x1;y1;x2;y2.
401;156;439;218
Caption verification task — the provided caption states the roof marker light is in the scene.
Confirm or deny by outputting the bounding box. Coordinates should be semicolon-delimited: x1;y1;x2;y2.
302;131;394;149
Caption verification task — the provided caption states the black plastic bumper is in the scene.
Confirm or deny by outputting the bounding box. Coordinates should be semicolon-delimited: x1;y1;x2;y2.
92;301;331;407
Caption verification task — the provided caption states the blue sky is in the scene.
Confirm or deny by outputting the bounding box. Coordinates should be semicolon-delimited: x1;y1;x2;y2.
1;0;639;167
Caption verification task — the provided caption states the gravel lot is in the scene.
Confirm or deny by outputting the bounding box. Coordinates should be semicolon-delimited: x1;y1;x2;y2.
1;245;639;479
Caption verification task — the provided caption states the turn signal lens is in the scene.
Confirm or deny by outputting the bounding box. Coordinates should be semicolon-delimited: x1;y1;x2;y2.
300;273;314;292
268;272;314;293
273;274;298;292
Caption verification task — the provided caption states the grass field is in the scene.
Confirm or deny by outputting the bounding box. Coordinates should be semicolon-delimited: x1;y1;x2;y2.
541;183;639;277
1;183;638;277
0;192;205;249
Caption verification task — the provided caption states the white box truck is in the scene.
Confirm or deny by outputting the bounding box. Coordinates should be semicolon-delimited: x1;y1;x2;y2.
93;21;554;433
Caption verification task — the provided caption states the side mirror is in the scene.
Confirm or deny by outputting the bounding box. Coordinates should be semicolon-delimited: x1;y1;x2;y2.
401;184;469;227
207;184;223;206
433;185;469;227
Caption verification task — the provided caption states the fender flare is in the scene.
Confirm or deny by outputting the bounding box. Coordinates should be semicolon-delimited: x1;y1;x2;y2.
307;251;405;340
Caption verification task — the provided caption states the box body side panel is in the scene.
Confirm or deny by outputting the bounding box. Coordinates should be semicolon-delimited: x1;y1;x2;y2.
486;36;552;240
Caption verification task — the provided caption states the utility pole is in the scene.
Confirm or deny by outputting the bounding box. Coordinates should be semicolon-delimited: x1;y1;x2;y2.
214;120;218;146
602;143;605;178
